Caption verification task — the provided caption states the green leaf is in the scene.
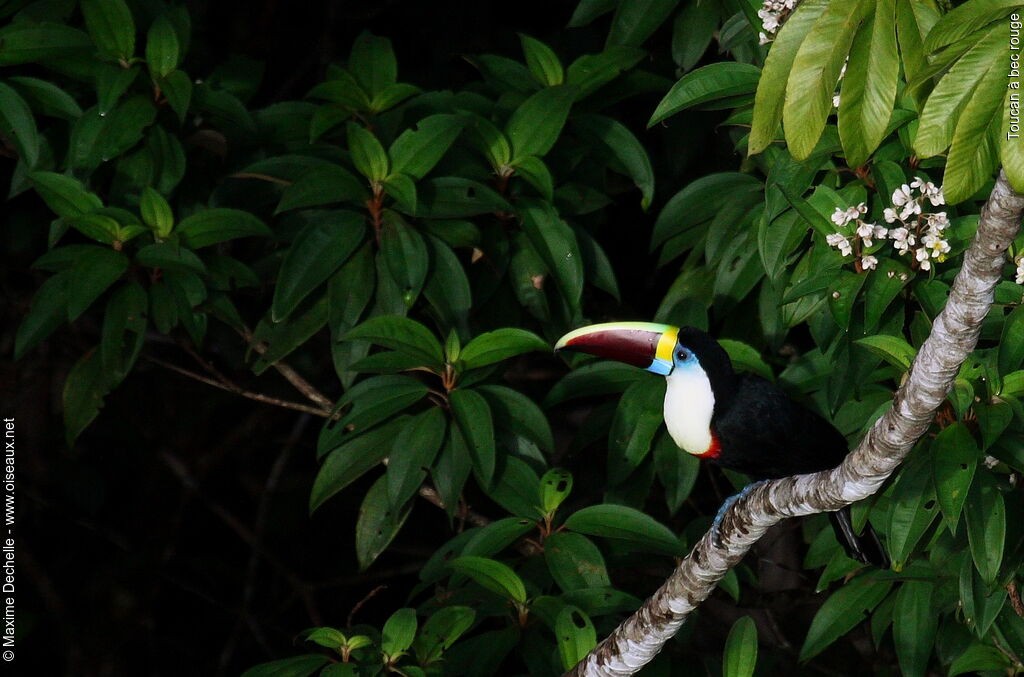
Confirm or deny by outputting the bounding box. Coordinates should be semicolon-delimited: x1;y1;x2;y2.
964;471;1005;584
944;46;1004;204
96;64;140;115
135;242;206;274
505;85;576;159
239;653;330;676
413;607;476;665
863;258;913;332
422;235;471;332
8;76;82;120
347;122;389;182
915;25;1001;158
538;468;573;515
518;199;584;310
349;31;397;97
511;155;554;201
356;475;412;570
63;350;111;445
932;423;979;532
478;385;554;454
176;206;272;249
271;210;365;321
432;425;473;517
1001;87;1024;192
159;69;191;123
100;281;146;384
419;177;512;217
276;163;368;213
370;82;420;113
449;389;496;486
470;54;538;92
749;0;830;154
565;46;646;99
564;504;682;555
887;450;939;568
838;0;899;167
251;294;325;369
316;377;428;456
386;408;446;509
140;187;174;237
893;581;937;677
783;0;870;160
855;334;916;370
29;172;103;218
800;575;893;660
0;22;92;66
718;339;774;381
146;15;180;78
466;114;512;169
672;0;718;72
544;361;643;406
960;555;1008;640
448;556;527;602
652;430;699;515
569;0;617;27
380;211;427;304
65;213;117;245
67;247;129;321
574;113;654;209
606;0;679;47
652;173;763;249
649;63;761;127
723;616;758;677
303;627;347;650
608;377;666;477
948;644;1011;676
0;81;40;168
461;517;535;558
15;272;70;359
388;113;463;180
460;329;548;370
342;316;443;368
381;608;417;657
81;0;136;61
924;0;1021;52
520;33;563;86
544;531;610;592
1000;304;1024;375
555;606;597;670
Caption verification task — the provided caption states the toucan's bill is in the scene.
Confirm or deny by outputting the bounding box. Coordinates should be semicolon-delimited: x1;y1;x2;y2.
554;322;679;376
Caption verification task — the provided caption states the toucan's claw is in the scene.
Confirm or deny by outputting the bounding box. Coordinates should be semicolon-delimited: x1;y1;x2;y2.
711;481;766;548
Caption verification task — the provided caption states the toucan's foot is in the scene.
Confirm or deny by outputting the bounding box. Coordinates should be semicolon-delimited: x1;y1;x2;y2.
711;481;767;548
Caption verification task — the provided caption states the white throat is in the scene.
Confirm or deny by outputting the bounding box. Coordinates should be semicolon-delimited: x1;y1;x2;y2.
663;365;715;455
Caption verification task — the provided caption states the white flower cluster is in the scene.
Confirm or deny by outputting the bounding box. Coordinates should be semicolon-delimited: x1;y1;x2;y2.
827;203;885;270
758;0;799;44
1016;254;1024;285
825;178;949;273
882;178;948;272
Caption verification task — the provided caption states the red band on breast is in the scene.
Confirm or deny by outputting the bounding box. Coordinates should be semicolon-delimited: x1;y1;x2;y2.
697;431;721;459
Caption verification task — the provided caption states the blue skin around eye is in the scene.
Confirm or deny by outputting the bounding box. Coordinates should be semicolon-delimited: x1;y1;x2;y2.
648;343;699;375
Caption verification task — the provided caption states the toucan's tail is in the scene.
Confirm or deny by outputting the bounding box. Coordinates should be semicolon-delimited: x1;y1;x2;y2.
828;506;890;568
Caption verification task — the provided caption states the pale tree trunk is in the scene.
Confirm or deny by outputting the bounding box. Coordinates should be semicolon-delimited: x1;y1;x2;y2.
567;171;1024;677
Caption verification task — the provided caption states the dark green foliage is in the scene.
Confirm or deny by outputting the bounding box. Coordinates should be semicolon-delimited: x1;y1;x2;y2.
7;0;1024;675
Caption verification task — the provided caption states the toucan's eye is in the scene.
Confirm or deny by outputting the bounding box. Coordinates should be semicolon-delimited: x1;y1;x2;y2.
677;349;690;361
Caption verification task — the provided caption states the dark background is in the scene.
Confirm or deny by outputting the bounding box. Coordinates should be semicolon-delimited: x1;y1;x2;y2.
3;1;744;675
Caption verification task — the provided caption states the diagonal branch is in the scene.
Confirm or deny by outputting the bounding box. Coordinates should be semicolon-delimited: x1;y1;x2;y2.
568;171;1024;677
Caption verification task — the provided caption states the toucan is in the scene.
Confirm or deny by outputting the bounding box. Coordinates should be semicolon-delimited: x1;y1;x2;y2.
555;322;889;568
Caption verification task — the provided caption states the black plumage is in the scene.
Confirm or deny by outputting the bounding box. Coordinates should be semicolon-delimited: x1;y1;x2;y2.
677;327;889;567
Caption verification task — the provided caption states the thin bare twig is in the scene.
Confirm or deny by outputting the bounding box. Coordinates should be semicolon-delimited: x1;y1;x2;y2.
147;355;334;418
237;327;335;410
